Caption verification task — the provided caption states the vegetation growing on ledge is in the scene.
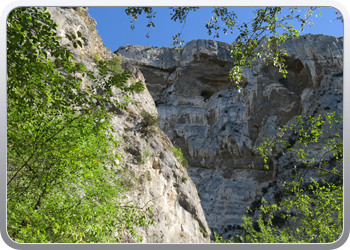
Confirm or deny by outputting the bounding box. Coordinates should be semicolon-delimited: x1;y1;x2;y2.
140;110;160;135
171;146;189;169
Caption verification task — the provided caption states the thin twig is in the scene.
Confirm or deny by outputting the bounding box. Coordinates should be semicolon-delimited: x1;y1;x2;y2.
7;108;95;187
305;164;343;177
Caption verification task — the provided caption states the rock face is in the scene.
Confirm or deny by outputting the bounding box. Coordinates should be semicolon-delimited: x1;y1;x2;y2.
47;6;343;242
118;35;343;239
48;7;210;243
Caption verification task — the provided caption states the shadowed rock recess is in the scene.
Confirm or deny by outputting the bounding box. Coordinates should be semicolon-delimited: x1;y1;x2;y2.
49;7;342;242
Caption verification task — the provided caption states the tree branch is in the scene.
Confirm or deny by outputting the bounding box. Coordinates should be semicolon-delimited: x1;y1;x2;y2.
304;164;343;178
7;108;95;187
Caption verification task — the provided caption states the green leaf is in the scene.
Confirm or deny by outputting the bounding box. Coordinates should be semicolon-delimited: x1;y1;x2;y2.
7;7;150;243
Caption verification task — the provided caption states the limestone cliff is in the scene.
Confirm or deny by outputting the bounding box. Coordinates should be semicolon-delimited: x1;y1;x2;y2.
47;7;211;243
45;6;343;242
118;35;343;239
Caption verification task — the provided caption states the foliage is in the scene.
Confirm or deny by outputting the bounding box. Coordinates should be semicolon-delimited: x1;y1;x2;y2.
334;10;344;23
146;170;152;182
140;110;160;135
72;7;88;17
255;112;343;177
214;112;343;243
124;7;342;89
199;227;208;237
141;110;160;127
118;167;136;189
125;7;157;39
171;146;188;169
213;232;235;243
136;150;150;165
181;176;188;183
92;51;103;64
234;179;342;243
107;56;124;76
169;7;200;47
7;7;151;243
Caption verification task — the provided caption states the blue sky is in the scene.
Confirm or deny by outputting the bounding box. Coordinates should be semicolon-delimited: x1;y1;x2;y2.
91;7;343;53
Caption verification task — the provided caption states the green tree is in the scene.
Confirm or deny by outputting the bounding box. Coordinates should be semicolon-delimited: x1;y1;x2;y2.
125;7;342;89
7;7;152;243
214;112;343;243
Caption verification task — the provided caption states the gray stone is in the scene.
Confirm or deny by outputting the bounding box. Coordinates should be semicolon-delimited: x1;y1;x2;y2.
48;7;211;243
119;34;343;239
47;6;343;242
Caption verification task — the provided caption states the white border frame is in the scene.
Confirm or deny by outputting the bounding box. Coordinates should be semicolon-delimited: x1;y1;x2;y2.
1;1;348;249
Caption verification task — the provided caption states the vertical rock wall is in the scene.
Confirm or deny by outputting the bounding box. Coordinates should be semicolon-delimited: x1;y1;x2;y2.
118;35;343;239
48;7;211;243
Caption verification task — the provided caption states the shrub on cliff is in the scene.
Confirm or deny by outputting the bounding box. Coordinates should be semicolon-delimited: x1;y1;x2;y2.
140;110;160;135
171;146;189;169
141;110;160;127
107;56;124;76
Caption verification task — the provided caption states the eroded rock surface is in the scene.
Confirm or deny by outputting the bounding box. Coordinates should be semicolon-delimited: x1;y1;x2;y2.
48;7;211;243
46;6;343;241
118;35;343;239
